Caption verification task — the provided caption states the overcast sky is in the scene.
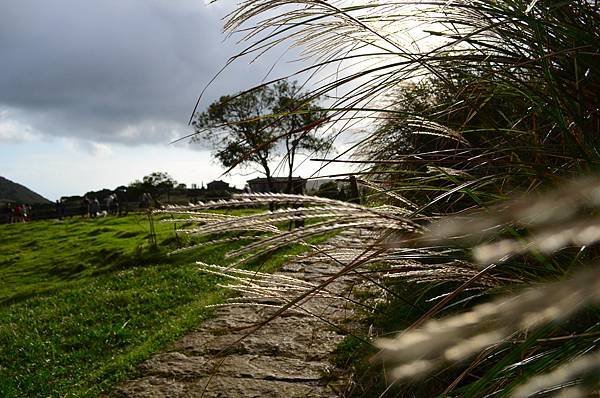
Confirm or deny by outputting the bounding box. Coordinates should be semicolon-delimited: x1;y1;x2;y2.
0;0;346;200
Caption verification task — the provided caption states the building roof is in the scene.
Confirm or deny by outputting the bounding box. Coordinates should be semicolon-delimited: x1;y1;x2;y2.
247;177;305;183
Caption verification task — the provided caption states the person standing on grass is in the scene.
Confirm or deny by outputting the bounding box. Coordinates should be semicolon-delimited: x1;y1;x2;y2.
3;202;12;224
14;204;23;222
113;194;120;216
140;192;150;209
105;194;114;215
9;203;15;223
109;193;118;215
56;199;66;220
55;200;62;220
90;197;99;218
81;196;89;218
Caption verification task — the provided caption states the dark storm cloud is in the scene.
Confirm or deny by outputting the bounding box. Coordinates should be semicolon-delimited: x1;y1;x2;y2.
0;0;295;144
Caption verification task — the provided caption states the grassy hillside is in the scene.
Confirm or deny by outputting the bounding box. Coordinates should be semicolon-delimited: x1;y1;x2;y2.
0;212;309;397
0;176;50;204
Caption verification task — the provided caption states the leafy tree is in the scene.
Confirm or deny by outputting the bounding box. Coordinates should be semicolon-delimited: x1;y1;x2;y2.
192;80;330;192
129;172;177;201
272;80;331;193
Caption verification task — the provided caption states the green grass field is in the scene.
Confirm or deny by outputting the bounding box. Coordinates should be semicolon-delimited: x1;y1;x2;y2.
0;212;311;397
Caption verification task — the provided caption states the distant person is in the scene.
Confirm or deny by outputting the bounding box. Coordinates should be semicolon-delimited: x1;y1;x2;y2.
22;204;29;222
90;198;100;218
14;204;23;223
60;199;66;219
81;196;90;218
2;203;9;224
118;194;128;216
114;191;124;216
3;203;12;224
105;195;113;215
55;200;62;220
112;194;118;215
109;193;119;215
140;192;152;209
56;199;66;220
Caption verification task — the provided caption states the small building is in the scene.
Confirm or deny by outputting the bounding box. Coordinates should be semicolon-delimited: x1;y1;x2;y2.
207;180;230;191
247;177;306;194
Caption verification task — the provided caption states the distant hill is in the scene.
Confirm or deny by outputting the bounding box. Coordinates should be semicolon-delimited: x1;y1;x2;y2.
0;176;51;204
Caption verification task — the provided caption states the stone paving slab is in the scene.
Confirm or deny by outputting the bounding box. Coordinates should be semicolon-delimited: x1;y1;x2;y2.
111;256;358;398
114;375;334;398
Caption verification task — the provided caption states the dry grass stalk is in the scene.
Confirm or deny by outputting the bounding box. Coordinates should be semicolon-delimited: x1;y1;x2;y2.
159;193;371;210
428;176;600;242
375;267;600;381
385;260;500;287
421;176;600;265
511;350;600;398
197;262;343;311
175;205;408;237
157;194;423;267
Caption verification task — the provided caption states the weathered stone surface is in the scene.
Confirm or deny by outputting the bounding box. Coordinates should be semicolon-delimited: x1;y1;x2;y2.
114;375;334;398
175;317;345;360
111;256;360;397
113;377;187;398
139;352;330;382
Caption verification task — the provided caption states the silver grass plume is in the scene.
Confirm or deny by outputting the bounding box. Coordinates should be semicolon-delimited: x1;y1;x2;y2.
158;193;371;211
197;262;342;311
473;217;600;265
375;267;600;381
294;235;498;287
156;211;237;222
222;210;417;260
385;260;501;287
225;218;413;266
357;179;419;210
173;205;401;237
425;176;600;265
157;194;420;266
428;176;600;240
157;209;279;235
167;235;263;256
512;350;600;398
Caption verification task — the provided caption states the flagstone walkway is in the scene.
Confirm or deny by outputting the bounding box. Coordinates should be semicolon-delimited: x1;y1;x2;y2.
110;259;363;397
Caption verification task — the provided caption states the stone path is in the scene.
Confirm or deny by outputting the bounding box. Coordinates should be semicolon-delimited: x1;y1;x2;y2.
111;260;361;397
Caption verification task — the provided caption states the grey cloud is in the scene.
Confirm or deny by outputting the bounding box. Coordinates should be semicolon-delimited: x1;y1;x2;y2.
0;0;298;145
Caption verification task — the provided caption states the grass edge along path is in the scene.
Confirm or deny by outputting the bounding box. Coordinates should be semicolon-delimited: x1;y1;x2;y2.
76;290;222;397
